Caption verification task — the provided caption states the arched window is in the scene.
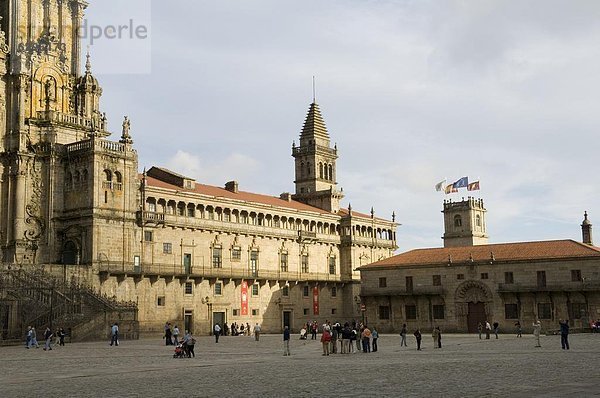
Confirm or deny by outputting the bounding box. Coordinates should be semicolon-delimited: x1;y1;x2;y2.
62;241;79;265
476;214;481;227
319;163;324;179
454;215;462;228
306;162;311;176
104;170;112;181
328;165;333;181
300;162;305;178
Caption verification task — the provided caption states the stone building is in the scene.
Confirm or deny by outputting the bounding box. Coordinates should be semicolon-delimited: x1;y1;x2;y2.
360;198;600;333
0;1;397;337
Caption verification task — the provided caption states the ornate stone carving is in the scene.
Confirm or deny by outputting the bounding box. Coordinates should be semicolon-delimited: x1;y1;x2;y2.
24;155;46;242
455;280;492;303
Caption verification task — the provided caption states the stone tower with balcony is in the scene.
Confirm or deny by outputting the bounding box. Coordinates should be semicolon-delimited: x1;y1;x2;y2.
291;102;344;213
0;1;138;266
442;197;489;248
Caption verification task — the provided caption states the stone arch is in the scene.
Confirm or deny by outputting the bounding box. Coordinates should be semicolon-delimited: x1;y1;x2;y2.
61;240;80;265
455;280;493;303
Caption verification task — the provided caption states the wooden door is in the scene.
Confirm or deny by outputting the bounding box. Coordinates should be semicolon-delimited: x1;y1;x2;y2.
467;302;486;333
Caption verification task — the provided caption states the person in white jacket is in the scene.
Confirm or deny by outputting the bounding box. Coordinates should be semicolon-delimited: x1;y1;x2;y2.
532;320;542;347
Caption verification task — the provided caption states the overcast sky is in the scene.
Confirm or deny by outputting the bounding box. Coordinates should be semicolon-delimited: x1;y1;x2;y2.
84;0;600;252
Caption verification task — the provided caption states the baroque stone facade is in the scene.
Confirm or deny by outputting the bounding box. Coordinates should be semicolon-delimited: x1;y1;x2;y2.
360;199;600;334
0;1;398;335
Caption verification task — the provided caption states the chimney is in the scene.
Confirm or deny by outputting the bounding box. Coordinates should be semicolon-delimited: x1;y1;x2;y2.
225;181;238;193
582;211;593;245
280;192;292;202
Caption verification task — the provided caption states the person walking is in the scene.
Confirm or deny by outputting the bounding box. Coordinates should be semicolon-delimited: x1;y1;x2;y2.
164;322;172;346
372;327;379;352
254;323;261;341
400;324;407;347
432;327;440;349
183;330;195;358
559;320;570;350
43;327;53;351
485;321;491;339
321;326;331;356
436;326;442;348
493;321;499;339
414;329;422;351
25;326;32;349
477;322;483;339
533;320;542;347
214;323;221;343
283;326;291;356
172;325;180;345
31;327;39;348
58;328;66;346
515;321;522;338
110;322;119;346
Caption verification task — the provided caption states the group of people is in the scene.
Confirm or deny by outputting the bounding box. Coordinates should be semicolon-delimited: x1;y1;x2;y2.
296;320;380;356
25;326;66;350
476;321;500;339
410;325;442;351
163;322;181;345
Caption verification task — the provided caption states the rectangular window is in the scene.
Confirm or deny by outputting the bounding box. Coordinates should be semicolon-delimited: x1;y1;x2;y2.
405;304;417;320
232;309;239;316
303;308;309;315
280;253;288;272
457;274;464;280
163;243;172;254
481;273;489;280
537;303;552;320
282;286;289;297
379;277;387;288
183;253;192;273
571;270;582;282
379;306;390;320
433;304;445;319
250;250;259;277
303;285;309;297
505;304;519;319
406;276;413;292
331;286;337;298
212;247;222;268
537;271;546;288
133;255;141;272
433;275;442;286
504;272;514;284
252;309;259;316
231;247;241;261
214;282;222;296
329;257;336;275
301;254;309;273
144;231;153;242
184;282;193;295
252;284;259;297
569;303;586;319
157;296;166;306
331;309;337;315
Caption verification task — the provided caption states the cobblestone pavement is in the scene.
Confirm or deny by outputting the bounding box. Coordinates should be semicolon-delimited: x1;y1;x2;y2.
1;333;598;397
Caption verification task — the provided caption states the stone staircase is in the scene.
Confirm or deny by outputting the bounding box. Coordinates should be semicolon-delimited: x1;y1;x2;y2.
0;265;138;344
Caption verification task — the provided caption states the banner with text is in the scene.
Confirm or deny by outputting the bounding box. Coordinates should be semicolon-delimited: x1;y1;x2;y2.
241;281;248;316
312;286;320;316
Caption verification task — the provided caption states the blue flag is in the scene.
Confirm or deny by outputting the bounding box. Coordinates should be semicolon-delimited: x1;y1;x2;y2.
452;177;469;189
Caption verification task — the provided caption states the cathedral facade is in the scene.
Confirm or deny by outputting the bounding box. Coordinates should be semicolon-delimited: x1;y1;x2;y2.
0;1;397;336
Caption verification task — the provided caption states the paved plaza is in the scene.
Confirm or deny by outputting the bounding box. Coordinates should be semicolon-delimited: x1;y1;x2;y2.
0;333;598;397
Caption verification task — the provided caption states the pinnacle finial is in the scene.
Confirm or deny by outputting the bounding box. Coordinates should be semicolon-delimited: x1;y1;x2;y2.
370;207;375;218
85;49;92;74
312;75;316;104
392;211;396;222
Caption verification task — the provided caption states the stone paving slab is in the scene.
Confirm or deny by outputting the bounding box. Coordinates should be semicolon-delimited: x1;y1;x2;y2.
0;334;598;397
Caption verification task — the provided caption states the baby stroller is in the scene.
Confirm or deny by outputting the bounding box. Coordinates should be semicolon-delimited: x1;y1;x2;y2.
173;342;186;358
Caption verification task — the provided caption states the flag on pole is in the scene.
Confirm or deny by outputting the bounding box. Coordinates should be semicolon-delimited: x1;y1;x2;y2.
435;179;446;192
445;184;458;194
452;177;469;189
467;181;480;191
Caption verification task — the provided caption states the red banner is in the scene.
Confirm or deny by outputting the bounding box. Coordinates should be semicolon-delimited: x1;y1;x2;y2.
312;286;319;316
241;281;248;316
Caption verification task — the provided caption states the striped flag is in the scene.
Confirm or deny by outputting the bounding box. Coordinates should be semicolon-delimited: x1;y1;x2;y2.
445;184;458;194
467;181;480;191
435;180;446;192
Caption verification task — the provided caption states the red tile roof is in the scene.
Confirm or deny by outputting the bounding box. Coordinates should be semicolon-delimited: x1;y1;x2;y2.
362;240;600;269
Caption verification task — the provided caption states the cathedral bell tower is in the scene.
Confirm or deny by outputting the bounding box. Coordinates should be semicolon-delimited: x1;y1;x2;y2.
291;102;344;213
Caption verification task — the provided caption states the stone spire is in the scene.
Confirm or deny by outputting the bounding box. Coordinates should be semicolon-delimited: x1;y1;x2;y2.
582;211;593;246
300;102;330;140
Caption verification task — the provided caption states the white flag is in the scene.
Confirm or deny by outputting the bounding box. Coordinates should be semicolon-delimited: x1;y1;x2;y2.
435;179;446;192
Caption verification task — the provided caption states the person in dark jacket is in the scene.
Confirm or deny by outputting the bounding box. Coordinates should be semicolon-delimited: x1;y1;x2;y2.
559;320;570;350
414;329;422;351
283;326;291;356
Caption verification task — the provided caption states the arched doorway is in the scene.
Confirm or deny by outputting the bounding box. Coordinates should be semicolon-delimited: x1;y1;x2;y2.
455;281;493;333
61;240;80;265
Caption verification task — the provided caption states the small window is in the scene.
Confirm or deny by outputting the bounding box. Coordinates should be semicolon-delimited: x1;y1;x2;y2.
232;309;239;316
157;296;166;306
252;309;259;316
505;272;514;284
454;215;462;228
481;273;489;280
331;308;337;315
537;303;552;320
303;285;309;297
301;254;309;273
231;247;241;261
405;305;417;320
282;286;289;297
303;308;309;315
280;253;288;272
331;286;337;298
569;303;586;319
185;282;193;295
433;275;442;286
251;284;259;297
457;274;465;280
163;243;172;254
328;257;336;275
379;306;390;320
433;304;445;319
505;304;519;319
571;270;582;282
212;247;222;268
214;282;222;296
144;231;153;242
379;277;387;288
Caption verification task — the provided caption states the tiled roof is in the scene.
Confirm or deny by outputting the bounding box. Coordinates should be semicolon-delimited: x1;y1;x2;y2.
362;240;600;269
144;175;334;216
301;103;329;139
